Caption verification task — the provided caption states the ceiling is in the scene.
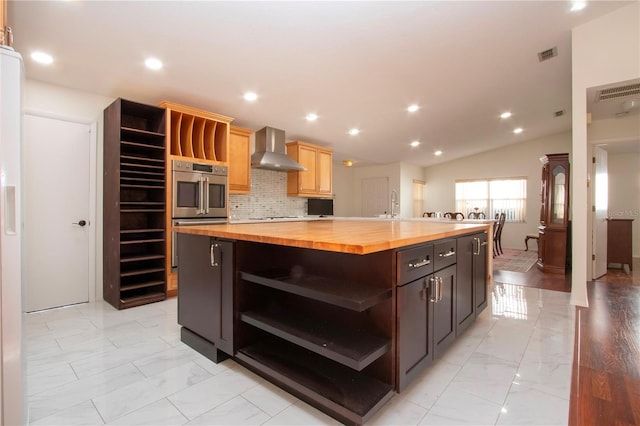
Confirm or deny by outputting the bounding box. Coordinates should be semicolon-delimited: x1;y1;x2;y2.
7;1;637;167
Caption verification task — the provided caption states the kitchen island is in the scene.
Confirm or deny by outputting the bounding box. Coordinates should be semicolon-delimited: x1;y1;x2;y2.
174;220;490;425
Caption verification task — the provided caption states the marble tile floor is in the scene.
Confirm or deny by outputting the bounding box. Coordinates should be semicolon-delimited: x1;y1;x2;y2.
25;283;574;425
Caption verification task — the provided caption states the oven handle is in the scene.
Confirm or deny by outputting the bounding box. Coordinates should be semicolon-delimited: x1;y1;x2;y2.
173;219;228;226
203;176;210;215
198;177;205;215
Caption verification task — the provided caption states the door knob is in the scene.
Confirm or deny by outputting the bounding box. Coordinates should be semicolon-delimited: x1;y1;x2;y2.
73;220;87;227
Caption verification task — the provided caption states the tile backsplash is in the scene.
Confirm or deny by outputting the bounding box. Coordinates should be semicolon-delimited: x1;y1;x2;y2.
229;169;307;219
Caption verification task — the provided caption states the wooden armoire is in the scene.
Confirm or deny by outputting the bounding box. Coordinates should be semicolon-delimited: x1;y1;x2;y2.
537;153;570;274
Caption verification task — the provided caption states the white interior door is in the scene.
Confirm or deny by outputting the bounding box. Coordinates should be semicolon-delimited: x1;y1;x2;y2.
592;146;608;279
361;177;389;217
23;114;91;312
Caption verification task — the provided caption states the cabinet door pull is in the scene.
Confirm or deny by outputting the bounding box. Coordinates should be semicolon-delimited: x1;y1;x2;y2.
409;258;430;268
473;237;480;255
210;242;219;267
429;277;437;303
438;277;444;302
439;249;455;258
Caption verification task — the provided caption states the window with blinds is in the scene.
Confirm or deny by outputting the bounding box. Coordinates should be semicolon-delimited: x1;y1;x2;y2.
455;178;527;222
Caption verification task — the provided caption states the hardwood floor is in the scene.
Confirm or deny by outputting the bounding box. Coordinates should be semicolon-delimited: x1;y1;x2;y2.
569;281;640;425
494;256;640;425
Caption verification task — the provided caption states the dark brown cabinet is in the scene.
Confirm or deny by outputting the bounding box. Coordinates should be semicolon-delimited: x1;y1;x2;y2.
537;153;570;274
397;240;457;392
103;98;167;309
177;233;234;361
175;229;488;425
607;218;634;270
456;232;488;336
474;233;488;313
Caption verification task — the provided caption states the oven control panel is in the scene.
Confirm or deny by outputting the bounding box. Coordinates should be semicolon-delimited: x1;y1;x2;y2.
172;160;227;176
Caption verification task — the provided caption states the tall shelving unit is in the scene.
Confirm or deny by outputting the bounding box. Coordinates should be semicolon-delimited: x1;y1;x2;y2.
104;98;167;309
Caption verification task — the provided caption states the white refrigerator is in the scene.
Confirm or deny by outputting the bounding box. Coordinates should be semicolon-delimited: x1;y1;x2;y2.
0;46;24;425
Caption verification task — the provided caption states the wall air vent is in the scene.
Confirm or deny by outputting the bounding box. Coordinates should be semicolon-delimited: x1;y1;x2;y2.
554;109;566;117
537;47;557;62
595;83;640;102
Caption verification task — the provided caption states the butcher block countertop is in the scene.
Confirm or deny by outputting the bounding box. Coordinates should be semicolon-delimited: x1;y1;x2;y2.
174;219;490;254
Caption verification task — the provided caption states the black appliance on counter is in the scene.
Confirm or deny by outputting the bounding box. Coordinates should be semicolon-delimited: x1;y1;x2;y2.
307;198;333;216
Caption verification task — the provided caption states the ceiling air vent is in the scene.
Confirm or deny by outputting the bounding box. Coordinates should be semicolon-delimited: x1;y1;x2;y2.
595;83;640;102
538;47;557;62
554;109;566;117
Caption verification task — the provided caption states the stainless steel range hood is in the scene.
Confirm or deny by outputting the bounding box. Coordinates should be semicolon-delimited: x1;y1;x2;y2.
251;127;306;172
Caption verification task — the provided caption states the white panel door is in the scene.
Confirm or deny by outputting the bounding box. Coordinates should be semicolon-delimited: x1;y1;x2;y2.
23;114;90;312
361;177;389;217
592;146;608;279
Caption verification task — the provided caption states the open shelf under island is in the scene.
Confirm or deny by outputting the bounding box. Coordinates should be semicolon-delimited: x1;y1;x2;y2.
173;219;490;425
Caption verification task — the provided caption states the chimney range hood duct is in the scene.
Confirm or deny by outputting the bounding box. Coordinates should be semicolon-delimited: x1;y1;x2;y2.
251;126;306;171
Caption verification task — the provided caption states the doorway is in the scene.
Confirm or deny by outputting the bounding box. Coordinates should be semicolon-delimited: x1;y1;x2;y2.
361;177;389;217
23;114;96;312
592;146;608;279
412;180;425;218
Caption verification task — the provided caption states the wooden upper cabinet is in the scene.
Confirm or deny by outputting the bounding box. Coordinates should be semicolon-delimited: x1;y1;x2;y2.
286;141;332;197
159;101;233;164
317;149;332;195
229;125;252;194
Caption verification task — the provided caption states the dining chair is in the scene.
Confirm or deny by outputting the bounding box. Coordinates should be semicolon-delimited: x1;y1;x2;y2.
444;212;464;220
493;212;506;256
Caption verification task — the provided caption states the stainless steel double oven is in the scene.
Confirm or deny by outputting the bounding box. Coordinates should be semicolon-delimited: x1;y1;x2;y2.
171;159;228;268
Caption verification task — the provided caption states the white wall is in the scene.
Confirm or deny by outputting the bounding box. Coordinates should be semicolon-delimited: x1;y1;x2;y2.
400;163;425;218
572;2;640;306
333;161;424;218
589;115;640;143
334;162;401;217
608;152;640;257
332;162;354;217
25;80;112;122
423;131;571;250
25;80;114;301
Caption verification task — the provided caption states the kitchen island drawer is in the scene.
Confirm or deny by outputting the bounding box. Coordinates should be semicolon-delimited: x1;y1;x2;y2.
434;239;457;270
397;244;433;285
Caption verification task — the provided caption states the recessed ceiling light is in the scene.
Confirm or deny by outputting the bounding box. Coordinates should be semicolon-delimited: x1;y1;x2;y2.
144;57;163;70
243;92;258;102
513;127;524;134
31;51;53;65
348;128;360;136
571;1;587;12
306;113;318;122
500;111;512;119
410;140;420;147
343;160;353;167
407;104;419;113
434;150;443;156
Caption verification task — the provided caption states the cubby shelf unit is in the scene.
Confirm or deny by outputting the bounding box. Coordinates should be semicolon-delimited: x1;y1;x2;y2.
103;98;167;309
